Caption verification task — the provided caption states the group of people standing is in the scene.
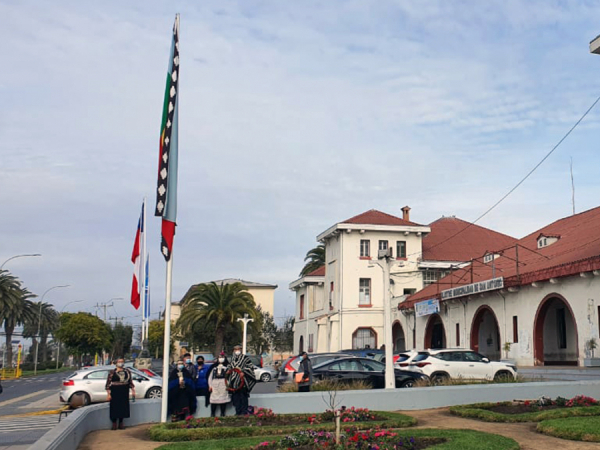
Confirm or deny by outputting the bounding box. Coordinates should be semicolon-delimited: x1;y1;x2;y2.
167;344;257;420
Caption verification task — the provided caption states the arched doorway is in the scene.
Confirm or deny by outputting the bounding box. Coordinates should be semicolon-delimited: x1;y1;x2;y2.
534;294;578;366
392;321;406;352
299;336;304;354
424;314;446;349
470;306;501;361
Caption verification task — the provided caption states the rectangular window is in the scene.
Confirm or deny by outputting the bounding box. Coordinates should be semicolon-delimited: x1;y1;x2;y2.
557;308;567;349
359;278;371;305
378;240;388;251
513;316;519;343
329;282;334;310
308;334;314;353
403;288;416;296
299;294;305;320
456;323;460;346
360;239;370;257
412;328;416;349
396;241;406;258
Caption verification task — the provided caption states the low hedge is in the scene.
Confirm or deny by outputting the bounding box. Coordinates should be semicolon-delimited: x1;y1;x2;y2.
450;402;600;423
155;428;520;450
148;411;416;442
537;416;600;442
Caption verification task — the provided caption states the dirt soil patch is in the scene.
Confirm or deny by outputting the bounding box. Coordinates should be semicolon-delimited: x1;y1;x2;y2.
404;408;600;450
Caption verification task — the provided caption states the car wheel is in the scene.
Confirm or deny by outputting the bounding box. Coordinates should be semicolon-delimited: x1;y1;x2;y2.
69;392;90;408
494;371;513;382
432;374;449;385
400;379;415;388
260;373;271;382
145;387;162;399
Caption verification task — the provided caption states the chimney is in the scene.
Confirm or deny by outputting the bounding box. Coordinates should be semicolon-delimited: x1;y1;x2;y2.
401;206;411;222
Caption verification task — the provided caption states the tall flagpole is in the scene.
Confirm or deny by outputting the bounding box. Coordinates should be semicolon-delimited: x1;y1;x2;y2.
160;253;173;422
141;197;147;348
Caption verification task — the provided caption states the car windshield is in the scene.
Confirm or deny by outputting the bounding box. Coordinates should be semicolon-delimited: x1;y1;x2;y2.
412;352;430;362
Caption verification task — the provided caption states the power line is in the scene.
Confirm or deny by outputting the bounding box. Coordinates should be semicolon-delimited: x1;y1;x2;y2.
417;94;600;256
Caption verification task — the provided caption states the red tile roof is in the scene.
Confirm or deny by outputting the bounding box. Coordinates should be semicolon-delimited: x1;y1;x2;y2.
405;206;600;307
305;266;325;277
423;217;517;262
342;209;421;227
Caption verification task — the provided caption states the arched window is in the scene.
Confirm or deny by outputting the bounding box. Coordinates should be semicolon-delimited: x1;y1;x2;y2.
352;327;377;349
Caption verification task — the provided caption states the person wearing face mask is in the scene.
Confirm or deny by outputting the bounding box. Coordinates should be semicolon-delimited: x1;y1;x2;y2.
297;352;313;392
195;356;211;407
105;358;135;430
226;345;256;415
208;352;230;416
167;359;197;421
182;352;197;380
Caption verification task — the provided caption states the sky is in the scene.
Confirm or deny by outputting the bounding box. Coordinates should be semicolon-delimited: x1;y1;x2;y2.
3;0;600;334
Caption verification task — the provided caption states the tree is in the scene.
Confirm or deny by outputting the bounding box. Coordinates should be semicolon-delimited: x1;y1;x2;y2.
248;306;278;355
111;323;133;359
274;316;295;357
177;282;257;355
147;319;175;359
0;270;35;365
22;302;59;363
300;244;325;276
55;312;112;365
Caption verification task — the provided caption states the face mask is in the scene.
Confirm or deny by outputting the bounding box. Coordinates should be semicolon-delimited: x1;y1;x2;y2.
234;351;241;356
177;364;184;370
116;363;124;368
197;362;204;366
218;358;225;363
185;359;191;364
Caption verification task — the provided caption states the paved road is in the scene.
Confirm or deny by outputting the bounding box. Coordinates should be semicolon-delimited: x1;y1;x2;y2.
0;415;60;450
0;371;68;405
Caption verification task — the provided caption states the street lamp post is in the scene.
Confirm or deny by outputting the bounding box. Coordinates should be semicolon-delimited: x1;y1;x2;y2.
237;313;254;355
369;250;402;389
55;299;84;369
1;253;42;270
34;284;70;375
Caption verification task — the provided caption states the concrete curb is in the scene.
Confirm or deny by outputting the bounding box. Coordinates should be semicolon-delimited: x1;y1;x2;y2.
2;405;69;419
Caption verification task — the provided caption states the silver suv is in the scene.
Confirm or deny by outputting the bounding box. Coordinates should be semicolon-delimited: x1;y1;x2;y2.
60;366;162;406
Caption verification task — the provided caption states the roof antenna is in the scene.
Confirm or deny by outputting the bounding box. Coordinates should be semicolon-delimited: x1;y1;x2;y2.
570;157;576;215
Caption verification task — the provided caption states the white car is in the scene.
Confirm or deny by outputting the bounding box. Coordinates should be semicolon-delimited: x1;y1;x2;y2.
393;350;419;369
60;366;162;407
406;349;517;383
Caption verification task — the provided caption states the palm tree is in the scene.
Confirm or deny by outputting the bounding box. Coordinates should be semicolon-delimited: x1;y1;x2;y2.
177;282;257;355
300;244;325;276
22;302;59;363
0;270;35;365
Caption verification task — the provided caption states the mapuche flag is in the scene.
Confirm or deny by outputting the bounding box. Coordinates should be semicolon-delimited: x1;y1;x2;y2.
155;14;180;261
131;203;145;310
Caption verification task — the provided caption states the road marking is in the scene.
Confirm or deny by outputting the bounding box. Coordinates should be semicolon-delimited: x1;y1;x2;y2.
0;415;58;433
0;390;49;408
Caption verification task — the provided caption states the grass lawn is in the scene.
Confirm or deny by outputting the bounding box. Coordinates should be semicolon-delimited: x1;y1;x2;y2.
450;402;600;423
537;416;600;442
149;411;416;441
155;428;519;450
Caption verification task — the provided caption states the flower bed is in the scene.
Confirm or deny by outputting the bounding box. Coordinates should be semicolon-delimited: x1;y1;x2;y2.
149;409;416;442
450;395;600;423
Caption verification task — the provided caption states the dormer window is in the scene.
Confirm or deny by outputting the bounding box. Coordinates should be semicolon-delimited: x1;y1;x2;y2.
537;234;559;249
483;253;499;264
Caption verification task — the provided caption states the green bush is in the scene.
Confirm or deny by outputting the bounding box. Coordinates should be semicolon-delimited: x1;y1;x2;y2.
148;411;416;442
278;379;373;393
537;416;600;441
450;402;600;423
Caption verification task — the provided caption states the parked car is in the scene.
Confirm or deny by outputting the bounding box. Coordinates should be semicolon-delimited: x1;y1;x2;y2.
312;357;429;388
393;350;419;368
405;349;517;383
139;368;160;378
254;365;278;382
277;353;355;387
60;366;162;407
340;349;385;360
247;355;263;368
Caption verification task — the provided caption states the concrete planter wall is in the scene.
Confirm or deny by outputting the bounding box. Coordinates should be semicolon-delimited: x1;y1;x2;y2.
31;380;600;450
583;358;600;367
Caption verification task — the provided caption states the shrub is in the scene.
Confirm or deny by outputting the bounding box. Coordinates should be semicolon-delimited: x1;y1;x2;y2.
277;379;372;393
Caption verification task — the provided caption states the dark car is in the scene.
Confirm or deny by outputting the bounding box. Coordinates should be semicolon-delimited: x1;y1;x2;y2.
277;352;355;387
312;357;429;388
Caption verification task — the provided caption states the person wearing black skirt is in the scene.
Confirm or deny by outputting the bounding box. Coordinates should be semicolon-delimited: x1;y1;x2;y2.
105;358;136;430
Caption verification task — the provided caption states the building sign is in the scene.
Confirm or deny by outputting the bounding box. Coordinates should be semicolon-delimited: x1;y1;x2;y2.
415;299;440;318
441;277;504;300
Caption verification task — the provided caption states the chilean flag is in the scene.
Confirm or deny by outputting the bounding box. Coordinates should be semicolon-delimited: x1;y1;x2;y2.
131;203;145;309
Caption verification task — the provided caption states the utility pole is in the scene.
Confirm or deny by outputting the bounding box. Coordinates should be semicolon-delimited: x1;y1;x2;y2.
109;316;125;326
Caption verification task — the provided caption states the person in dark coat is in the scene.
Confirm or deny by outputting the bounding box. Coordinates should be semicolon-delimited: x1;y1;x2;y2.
297;352;313;392
195;355;211;407
167;358;197;421
105;358;136;430
226;345;256;415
